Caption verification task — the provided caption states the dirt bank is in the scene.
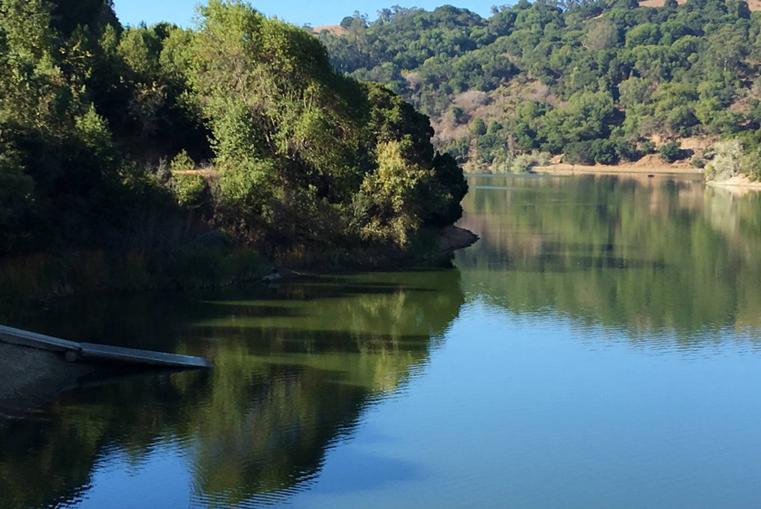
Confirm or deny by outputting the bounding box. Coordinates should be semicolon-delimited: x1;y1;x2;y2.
533;159;703;177
708;175;761;193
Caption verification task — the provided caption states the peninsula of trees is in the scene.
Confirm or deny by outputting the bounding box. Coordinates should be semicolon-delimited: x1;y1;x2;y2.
319;0;761;180
0;0;468;283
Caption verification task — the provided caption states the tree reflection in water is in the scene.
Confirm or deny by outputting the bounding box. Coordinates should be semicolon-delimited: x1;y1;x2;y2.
458;174;761;337
0;270;465;508
5;174;761;508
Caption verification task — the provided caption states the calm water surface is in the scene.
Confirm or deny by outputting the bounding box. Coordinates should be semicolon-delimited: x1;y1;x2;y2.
3;175;761;508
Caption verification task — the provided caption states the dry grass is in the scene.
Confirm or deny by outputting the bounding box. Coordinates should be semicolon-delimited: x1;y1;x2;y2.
172;168;219;179
432;77;563;146
679;136;718;152
312;25;349;36
453;90;491;111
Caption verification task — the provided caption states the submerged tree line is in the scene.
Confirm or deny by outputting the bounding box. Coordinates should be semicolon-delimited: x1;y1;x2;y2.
0;0;468;285
320;0;761;176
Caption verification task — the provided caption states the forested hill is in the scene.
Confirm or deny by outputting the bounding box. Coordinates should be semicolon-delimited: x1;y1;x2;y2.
0;0;467;277
318;0;761;179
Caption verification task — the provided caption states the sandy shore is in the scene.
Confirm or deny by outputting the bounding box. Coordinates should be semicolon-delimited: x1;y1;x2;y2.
707;175;761;193
532;163;703;177
531;163;761;191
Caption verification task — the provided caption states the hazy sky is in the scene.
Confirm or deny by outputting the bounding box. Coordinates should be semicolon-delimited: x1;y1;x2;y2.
113;1;497;27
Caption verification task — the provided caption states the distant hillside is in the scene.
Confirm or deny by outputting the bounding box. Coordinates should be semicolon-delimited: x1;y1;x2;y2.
319;1;761;180
640;0;761;9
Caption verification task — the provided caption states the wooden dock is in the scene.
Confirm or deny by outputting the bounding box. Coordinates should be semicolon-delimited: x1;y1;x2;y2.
0;324;211;370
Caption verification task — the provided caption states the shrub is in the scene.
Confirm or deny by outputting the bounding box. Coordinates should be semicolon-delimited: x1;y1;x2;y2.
216;158;277;229
564;142;595;165
658;141;686;163
690;155;706;169
509;151;550;173
173;173;210;209
705;140;743;181
614;138;655;162
470;118;487;136
170;150;195;172
589;139;619;165
510;154;535;173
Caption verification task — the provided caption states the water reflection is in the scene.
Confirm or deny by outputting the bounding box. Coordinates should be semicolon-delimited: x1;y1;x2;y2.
458;174;761;336
4;174;761;508
0;271;464;508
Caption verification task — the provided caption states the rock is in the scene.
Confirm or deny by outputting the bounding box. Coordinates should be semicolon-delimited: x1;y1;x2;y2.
262;269;283;283
439;226;479;252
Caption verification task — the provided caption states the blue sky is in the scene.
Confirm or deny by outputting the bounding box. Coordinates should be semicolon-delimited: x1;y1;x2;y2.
113;1;496;28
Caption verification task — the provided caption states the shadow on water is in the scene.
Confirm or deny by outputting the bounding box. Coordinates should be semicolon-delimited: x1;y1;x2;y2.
0;269;465;509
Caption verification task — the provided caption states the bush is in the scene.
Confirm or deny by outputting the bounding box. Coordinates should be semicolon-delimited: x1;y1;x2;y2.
564;142;595;165
589;139;619;165
705;140;743;181
509;151;550;173
510;154;536;173
216;158;277;228
658;141;686;163
470;118;487;136
614;137;657;162
170;150;195;172
172;173;210;209
690;155;706;169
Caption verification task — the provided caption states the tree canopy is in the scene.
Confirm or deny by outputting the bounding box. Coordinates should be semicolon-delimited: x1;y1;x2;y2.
0;0;468;264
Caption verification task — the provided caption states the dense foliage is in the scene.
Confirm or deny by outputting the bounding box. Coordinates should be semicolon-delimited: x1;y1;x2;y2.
0;0;467;266
319;0;761;176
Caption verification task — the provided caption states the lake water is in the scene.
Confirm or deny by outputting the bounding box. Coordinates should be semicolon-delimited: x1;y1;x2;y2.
3;174;761;508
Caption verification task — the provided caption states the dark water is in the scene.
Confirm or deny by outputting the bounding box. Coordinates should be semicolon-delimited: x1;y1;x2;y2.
3;174;761;508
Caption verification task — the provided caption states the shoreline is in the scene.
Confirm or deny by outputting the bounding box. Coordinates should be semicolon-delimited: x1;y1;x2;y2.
0;226;480;308
531;163;703;177
467;164;761;191
707;175;761;191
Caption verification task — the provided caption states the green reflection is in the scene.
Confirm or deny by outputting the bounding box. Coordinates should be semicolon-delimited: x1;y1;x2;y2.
458;175;761;335
0;271;464;508
5;175;761;509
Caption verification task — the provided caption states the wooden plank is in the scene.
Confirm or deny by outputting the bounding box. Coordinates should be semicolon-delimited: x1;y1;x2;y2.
0;324;211;370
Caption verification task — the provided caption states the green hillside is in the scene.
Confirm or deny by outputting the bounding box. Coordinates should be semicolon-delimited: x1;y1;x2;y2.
318;1;761;177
